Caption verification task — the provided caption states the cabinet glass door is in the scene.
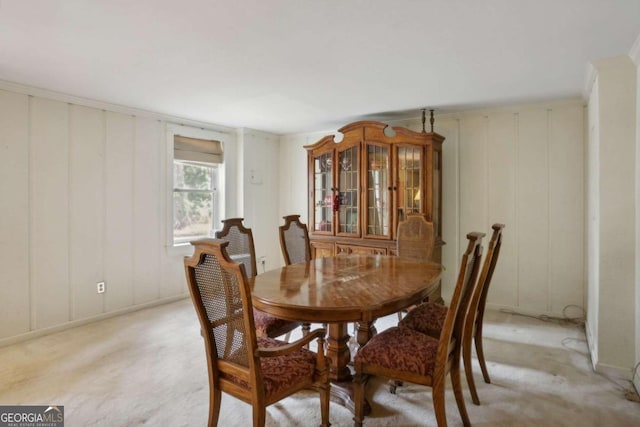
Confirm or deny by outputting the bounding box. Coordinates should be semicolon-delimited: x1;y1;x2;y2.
397;146;423;223
365;144;390;237
433;149;441;237
337;146;358;235
313;152;333;233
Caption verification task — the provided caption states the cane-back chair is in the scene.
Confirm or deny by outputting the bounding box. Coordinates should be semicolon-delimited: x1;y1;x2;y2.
353;232;485;427
215;218;258;278
216;218;301;339
279;214;312;265
400;224;504;405
279;214;313;336
395;214;436;321
184;239;330;427
397;214;435;261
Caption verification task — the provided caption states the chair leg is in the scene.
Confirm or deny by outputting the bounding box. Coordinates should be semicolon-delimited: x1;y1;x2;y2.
432;380;448;427
353;372;368;427
319;381;330;427
252;406;266;427
463;334;480;405
451;359;471;427
397;311;403;322
208;388;221;427
474;326;491;384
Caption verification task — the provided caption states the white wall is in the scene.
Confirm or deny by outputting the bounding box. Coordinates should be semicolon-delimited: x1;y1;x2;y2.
238;128;282;272
586;55;637;376
0;83;243;344
279;130;329;218
586;77;600;365
278;100;586;316
632;37;640;391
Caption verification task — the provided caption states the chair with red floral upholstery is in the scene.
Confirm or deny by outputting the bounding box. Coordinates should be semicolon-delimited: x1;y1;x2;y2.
353;231;485;427
216;217;301;339
184;239;330;427
399;223;504;405
279;214;314;337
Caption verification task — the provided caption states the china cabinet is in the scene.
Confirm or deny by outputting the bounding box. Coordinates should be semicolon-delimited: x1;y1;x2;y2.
305;119;445;300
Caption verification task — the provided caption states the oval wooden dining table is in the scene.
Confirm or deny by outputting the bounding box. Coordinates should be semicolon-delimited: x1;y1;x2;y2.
250;254;444;413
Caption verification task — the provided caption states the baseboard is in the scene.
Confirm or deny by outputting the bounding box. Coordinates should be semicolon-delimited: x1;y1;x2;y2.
0;295;189;348
594;360;634;380
583;321;638;382
584;320;598;371
485;302;581;321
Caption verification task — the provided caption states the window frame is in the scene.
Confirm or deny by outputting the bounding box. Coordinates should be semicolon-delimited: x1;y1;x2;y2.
165;123;229;253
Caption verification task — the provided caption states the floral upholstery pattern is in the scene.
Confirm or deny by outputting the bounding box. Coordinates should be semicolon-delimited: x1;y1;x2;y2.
399;302;448;338
253;308;296;338
354;326;439;376
225;337;317;397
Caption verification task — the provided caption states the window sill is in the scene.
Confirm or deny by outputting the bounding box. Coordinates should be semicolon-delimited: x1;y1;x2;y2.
166;242;195;258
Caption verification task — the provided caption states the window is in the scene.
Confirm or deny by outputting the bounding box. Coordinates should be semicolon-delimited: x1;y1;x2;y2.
167;125;226;247
173;161;218;244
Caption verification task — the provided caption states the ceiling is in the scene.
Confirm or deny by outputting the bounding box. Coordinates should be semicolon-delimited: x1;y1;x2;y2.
1;1;639;135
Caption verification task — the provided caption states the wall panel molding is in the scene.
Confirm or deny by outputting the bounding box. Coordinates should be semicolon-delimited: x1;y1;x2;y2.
426;101;584;315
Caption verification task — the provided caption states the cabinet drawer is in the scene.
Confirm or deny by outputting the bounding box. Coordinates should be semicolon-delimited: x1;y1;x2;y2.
311;241;334;259
336;244;387;255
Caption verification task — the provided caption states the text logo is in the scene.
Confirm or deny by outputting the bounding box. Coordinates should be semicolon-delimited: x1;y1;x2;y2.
0;405;64;427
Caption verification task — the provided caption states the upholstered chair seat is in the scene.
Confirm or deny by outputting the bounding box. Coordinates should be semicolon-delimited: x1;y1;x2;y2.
253;309;303;339
354;326;441;377
399;302;448;338
226;337;318;397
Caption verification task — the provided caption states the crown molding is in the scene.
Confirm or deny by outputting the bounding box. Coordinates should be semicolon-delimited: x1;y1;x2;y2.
583;62;598;100
630;33;640;66
0;78;235;134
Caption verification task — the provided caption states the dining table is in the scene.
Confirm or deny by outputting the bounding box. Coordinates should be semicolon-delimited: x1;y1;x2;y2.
250;254;444;413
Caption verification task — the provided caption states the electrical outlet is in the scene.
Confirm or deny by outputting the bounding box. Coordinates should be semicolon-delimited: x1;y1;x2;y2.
97;281;106;294
258;256;266;273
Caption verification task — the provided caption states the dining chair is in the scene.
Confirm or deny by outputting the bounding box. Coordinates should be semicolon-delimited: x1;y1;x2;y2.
397;213;435;261
353;232;485;427
399;223;504;405
216;218;301;339
215;217;258;278
395;214;435;321
279;214;312;265
184;239;330;427
279;214;313;337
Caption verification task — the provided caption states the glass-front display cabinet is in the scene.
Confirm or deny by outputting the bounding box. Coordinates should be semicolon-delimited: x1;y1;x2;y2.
305;120;444;262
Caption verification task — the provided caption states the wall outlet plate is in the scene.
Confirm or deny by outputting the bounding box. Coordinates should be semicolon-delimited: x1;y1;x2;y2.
97;281;106;294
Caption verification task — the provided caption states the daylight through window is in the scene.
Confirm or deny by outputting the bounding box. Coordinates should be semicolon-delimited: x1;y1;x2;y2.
173;161;218;244
171;132;223;245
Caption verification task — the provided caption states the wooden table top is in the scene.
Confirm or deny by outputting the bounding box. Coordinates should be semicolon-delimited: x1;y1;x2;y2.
250;255;444;323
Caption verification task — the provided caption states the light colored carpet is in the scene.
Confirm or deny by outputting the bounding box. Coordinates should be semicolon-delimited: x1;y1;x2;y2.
1;298;638;426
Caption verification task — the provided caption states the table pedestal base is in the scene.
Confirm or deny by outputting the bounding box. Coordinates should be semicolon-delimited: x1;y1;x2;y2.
325;322;376;415
329;378;371;416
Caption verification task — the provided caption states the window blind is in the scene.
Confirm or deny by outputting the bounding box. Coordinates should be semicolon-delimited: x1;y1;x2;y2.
174;135;223;164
